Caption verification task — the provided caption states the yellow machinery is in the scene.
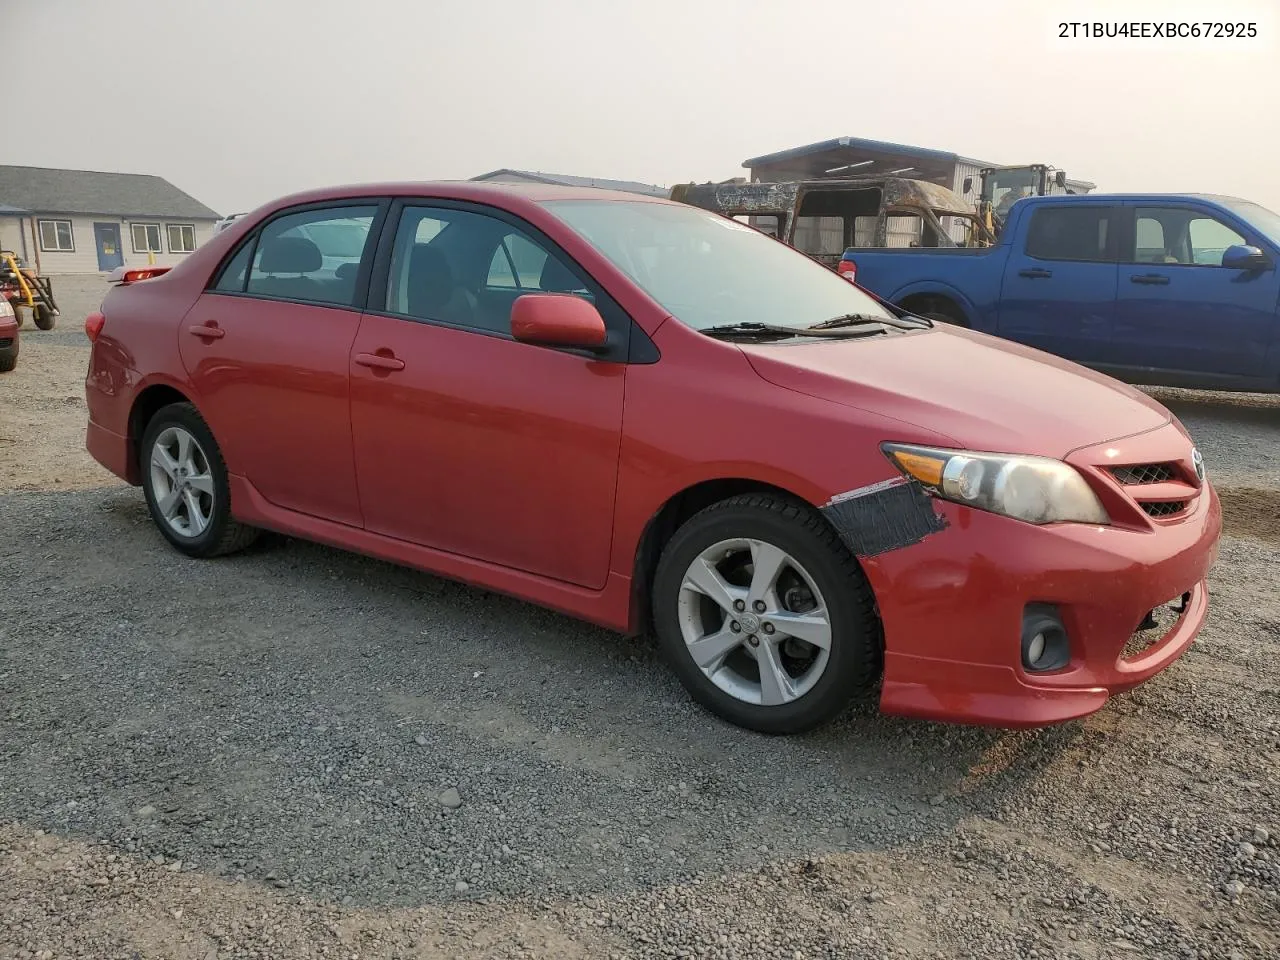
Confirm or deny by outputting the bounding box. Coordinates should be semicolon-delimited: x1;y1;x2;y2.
0;251;59;329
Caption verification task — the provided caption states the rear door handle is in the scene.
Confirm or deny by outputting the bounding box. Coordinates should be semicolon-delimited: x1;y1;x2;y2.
354;352;405;372
1018;268;1053;279
187;323;225;339
1130;274;1170;285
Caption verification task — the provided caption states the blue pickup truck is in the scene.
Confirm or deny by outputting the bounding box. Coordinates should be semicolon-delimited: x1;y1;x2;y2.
838;194;1280;393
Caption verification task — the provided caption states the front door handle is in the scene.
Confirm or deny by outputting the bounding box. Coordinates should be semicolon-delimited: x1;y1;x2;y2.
1130;274;1170;285
354;352;405;372
187;323;225;339
1018;268;1053;279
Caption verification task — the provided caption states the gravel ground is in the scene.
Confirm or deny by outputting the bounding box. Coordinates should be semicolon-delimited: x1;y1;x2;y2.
1;278;1278;958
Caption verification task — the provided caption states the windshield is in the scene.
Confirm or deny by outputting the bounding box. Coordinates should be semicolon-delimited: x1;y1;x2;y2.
984;168;1040;208
541;200;895;331
1218;198;1280;248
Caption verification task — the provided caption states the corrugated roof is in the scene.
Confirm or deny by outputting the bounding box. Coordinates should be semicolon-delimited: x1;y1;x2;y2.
0;165;220;219
471;169;669;198
744;136;990;169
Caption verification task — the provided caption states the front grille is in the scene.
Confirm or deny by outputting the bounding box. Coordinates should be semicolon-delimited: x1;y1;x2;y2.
0;337;11;348
1111;463;1175;485
1142;500;1188;518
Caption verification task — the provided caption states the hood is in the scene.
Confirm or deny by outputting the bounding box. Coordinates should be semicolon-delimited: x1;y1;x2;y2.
741;325;1171;459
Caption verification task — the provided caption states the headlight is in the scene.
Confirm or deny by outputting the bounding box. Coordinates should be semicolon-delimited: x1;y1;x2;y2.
882;443;1109;525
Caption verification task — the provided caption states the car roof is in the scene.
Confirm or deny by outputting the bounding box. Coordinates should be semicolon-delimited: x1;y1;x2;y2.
259;180;676;211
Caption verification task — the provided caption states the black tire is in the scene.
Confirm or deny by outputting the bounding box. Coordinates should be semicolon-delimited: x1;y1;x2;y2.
12;305;26;328
33;304;55;330
140;402;259;558
652;493;882;735
0;343;16;373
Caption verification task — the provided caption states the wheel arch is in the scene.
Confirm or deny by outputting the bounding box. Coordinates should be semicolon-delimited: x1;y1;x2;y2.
628;477;844;636
126;382;194;483
890;282;977;327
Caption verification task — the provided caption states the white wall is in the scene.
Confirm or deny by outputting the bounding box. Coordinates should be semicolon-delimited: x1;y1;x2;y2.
20;215;217;275
0;216;28;259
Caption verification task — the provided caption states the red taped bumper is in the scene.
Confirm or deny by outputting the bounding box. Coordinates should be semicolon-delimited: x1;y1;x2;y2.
865;475;1221;728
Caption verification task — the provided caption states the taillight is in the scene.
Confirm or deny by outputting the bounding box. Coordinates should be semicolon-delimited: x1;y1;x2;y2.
837;260;857;283
106;265;171;284
85;311;106;342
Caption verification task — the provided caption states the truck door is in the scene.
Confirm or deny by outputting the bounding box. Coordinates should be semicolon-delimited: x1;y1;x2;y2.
1111;202;1279;380
996;202;1119;366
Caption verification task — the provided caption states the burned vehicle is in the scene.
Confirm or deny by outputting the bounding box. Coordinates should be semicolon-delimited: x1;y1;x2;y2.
669;177;995;269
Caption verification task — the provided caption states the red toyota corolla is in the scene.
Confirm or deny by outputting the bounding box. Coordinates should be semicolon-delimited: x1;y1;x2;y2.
84;182;1221;734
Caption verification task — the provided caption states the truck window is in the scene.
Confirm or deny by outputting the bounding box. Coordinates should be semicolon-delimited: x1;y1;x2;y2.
1132;207;1247;266
735;215;779;238
1025;207;1114;262
1189;217;1245;265
794;215;844;255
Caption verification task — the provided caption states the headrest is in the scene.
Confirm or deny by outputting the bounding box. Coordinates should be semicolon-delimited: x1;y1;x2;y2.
407;245;455;315
259;236;322;274
539;256;582;293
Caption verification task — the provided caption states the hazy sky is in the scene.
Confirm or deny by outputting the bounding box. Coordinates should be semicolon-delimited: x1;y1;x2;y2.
10;0;1279;216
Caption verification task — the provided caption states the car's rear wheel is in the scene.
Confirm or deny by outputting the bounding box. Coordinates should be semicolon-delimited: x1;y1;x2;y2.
140;402;259;558
652;493;882;734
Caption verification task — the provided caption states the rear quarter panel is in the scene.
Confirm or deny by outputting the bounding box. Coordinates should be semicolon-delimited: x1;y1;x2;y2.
85;237;236;472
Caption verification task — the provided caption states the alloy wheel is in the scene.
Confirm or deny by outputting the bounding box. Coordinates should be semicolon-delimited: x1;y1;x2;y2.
149;425;215;538
676;537;832;706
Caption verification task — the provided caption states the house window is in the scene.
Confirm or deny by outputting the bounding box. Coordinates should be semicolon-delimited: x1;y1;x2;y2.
38;219;74;252
131;222;162;253
167;223;196;254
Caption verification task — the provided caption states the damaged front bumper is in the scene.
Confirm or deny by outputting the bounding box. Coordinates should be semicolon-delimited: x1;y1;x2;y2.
855;480;1221;728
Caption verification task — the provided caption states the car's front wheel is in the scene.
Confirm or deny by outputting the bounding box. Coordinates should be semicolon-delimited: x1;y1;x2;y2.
652;493;882;734
140;402;259;558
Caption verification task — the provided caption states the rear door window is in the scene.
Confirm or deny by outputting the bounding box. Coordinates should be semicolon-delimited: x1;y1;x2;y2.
1025;207;1115;262
242;206;378;307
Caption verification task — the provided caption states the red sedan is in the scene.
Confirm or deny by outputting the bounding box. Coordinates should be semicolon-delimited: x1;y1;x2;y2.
84;182;1221;734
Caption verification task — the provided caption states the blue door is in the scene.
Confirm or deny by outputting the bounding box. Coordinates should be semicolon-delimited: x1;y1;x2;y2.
93;223;124;272
995;202;1119;366
1112;203;1280;380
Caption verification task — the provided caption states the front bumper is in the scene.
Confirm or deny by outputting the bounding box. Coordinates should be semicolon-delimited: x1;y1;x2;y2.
865;471;1221;728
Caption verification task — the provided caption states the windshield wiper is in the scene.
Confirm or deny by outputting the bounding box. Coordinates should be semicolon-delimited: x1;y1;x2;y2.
701;321;886;341
809;312;932;331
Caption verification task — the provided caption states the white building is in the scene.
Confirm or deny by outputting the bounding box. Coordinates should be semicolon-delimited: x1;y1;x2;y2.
0;165;220;276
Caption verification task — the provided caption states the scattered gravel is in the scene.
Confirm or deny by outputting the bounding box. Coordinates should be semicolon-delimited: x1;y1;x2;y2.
1;279;1277;957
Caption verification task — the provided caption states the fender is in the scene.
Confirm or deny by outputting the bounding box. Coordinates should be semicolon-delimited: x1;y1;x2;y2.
612;458;832;571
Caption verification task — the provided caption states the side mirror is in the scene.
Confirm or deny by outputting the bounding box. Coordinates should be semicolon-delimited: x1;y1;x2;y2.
511;293;608;351
1221;244;1272;271
962;176;973;194
1054;170;1067;189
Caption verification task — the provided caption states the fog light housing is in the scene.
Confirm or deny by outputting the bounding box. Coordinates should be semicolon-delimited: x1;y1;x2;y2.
1021;606;1071;672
